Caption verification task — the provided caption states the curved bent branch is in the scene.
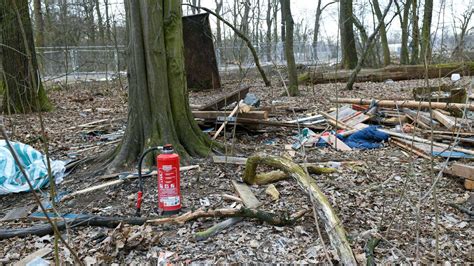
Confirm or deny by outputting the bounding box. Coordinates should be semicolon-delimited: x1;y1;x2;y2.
242;153;356;265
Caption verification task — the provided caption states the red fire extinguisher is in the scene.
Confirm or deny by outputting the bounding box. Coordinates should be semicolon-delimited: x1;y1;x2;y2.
135;144;181;216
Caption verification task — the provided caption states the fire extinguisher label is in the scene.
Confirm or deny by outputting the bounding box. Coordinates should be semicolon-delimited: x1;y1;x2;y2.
161;196;180;207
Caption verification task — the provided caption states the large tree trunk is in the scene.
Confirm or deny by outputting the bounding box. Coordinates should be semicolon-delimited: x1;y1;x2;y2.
340;0;358;69
410;0;420;64
109;0;212;171
420;0;433;62
0;0;50;114
372;0;390;66
281;0;298;96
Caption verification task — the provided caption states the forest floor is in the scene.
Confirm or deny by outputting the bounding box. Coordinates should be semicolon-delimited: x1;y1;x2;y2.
0;75;472;264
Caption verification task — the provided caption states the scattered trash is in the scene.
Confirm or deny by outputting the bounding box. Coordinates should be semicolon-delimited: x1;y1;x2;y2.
0;141;65;195
199;197;211;207
451;73;461;82
291;128;320;150
243;93;260;108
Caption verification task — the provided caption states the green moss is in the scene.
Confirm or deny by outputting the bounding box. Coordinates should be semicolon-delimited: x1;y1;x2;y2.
0;79;4;95
297;72;310;84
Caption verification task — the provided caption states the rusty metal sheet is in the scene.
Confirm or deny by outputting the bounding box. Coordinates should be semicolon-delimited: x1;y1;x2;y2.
182;13;221;90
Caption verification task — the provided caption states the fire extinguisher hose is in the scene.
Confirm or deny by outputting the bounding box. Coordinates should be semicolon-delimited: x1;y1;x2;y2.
136;146;161;217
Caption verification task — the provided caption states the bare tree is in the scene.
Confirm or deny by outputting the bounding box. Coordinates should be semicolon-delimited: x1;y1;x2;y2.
420;0;433;62
312;1;335;61
410;0;420;64
395;0;412;64
280;0;298;96
340;0;358;69
372;0;390;66
451;7;473;59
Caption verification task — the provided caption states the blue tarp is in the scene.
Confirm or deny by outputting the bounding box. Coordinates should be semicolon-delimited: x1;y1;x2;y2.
338;126;390;149
0;140;65;195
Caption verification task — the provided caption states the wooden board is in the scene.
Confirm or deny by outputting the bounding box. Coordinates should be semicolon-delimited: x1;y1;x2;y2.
464;180;474;190
231;180;261;208
14;247;52;266
1;205;36;222
193;110;268;120
199;86;250;111
432;110;456;129
213;156;248;165
450;164;474;181
322;135;352;151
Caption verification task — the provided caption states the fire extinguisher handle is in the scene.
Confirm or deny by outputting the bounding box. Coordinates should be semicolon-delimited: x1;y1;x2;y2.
136;191;143;216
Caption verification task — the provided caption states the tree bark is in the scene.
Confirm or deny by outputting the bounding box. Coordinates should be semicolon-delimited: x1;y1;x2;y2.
397;0;412;64
420;0;433;62
281;0;298;96
109;0;212;171
410;0;420;64
340;0;358;69
33;0;44;48
372;0;390;66
0;0;50;113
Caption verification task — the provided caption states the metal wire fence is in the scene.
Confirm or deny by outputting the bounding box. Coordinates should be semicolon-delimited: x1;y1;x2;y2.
35;42;338;82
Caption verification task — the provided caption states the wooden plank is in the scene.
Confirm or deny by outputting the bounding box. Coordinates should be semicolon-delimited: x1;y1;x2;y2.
1;205;36;221
213;117;326;131
432;109;456;129
231;180;261;208
193;110;268;120
213;156;248;165
464;180;474;190
450;164;474;181
323;135;352;151
199;86;250;111
390;138;431;159
14;247;52;266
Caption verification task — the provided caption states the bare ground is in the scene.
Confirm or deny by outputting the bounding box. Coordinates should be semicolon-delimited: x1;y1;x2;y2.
0;76;472;264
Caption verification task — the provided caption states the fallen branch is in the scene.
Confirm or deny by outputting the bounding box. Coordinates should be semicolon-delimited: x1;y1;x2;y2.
0;207;306;239
242;153;356;264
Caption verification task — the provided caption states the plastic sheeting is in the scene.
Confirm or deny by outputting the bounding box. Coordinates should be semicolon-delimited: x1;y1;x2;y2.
0;140;65;195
